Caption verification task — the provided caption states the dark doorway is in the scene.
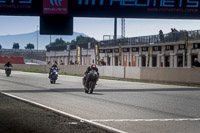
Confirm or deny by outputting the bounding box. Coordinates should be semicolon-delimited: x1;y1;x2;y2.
165;56;170;67
177;54;183;67
115;56;118;66
107;56;111;66
142;55;146;67
152;55;157;67
191;54;198;67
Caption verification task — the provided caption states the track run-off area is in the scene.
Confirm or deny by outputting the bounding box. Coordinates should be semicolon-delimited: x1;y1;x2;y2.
0;70;200;133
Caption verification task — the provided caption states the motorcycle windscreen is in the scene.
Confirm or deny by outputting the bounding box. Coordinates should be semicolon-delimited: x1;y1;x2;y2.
52;69;58;73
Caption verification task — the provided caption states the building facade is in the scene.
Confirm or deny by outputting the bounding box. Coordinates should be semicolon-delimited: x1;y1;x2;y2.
99;41;200;68
46;44;96;66
99;30;200;68
46;30;200;68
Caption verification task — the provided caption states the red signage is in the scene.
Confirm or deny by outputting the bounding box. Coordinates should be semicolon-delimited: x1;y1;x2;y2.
43;0;68;14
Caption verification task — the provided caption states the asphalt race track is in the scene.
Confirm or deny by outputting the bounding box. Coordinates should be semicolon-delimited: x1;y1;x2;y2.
0;70;200;133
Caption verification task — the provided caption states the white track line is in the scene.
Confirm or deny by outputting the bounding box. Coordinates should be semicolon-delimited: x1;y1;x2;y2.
91;118;200;122
2;92;127;133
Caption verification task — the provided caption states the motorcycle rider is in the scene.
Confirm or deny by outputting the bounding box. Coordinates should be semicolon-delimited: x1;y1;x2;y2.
4;61;12;68
4;61;12;75
48;63;58;78
83;64;99;88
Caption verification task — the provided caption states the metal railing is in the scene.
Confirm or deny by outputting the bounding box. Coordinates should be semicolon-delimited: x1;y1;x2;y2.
100;30;200;47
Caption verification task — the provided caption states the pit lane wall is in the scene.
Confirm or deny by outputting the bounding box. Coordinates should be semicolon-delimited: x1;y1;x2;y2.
140;67;200;84
0;64;200;84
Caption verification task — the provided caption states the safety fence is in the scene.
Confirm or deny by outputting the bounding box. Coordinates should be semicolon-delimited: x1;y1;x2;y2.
100;30;200;47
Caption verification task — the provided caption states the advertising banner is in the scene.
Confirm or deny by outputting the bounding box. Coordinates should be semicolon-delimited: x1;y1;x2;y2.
147;45;151;67
69;0;200;19
119;43;122;66
76;45;82;65
43;0;68;14
95;44;99;65
1;0;200;19
185;34;188;67
0;0;42;15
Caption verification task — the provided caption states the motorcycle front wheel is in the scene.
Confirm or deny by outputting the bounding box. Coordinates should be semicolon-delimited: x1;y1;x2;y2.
89;81;96;94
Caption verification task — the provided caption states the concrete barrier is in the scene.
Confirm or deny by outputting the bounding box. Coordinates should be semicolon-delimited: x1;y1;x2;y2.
30;65;46;72
0;64;87;75
0;64;4;69
63;65;88;75
15;64;31;70
126;67;140;79
1;63;200;84
187;68;200;84
0;64;31;70
140;67;200;84
99;66;124;78
45;65;52;73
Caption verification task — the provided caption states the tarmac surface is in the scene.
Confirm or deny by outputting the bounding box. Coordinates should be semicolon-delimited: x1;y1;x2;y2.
0;93;110;133
1;70;200;133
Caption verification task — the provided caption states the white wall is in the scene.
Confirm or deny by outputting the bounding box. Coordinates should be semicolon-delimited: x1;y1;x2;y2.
140;67;200;84
98;66;124;78
0;64;200;84
126;67;141;79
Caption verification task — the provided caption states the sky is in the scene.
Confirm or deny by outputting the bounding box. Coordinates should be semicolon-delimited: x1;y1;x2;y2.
1;16;200;40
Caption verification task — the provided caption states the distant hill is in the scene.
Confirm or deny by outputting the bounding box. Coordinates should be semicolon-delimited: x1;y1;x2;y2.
0;31;88;50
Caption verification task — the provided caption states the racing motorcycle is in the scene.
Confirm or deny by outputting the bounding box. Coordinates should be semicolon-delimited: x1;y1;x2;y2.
49;67;58;84
83;70;98;94
5;67;12;77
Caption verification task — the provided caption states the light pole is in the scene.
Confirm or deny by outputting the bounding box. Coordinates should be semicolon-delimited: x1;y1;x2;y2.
50;35;51;46
87;42;90;65
114;18;117;40
37;25;39;51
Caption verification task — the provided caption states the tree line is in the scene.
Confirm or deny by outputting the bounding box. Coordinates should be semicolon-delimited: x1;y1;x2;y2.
1;30;195;50
45;35;98;49
0;35;97;50
0;42;34;50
